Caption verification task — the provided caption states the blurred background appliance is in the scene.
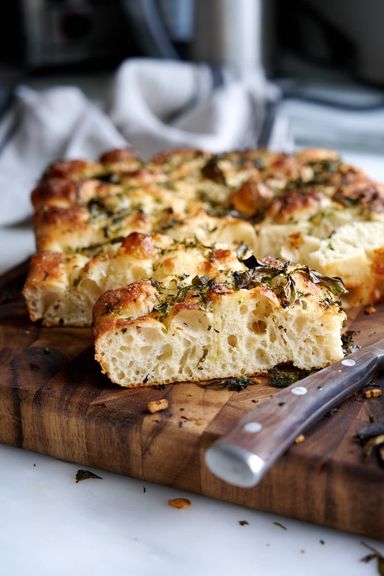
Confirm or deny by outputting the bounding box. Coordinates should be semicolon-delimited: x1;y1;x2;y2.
276;0;384;87
1;0;384;87
0;0;134;70
121;0;274;72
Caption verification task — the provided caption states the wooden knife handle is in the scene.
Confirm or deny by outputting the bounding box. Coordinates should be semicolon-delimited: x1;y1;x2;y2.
205;340;384;487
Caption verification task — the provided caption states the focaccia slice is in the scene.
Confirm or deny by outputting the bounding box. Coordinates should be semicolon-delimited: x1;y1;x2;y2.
23;227;251;326
93;259;347;387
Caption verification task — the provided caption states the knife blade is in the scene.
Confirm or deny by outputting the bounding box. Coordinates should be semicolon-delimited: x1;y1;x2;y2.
205;338;384;488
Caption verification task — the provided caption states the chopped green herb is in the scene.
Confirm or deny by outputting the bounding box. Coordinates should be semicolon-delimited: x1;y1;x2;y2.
273;521;288;531
202;376;254;391
325;408;339;417
341;330;360;355
268;366;310;388
198;346;209;367
75;469;102;483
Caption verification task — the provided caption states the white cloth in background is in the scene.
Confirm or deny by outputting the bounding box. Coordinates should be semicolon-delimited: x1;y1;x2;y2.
110;59;281;156
0;58;285;226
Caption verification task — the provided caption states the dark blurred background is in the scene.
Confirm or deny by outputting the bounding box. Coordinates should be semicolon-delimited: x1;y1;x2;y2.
1;0;384;85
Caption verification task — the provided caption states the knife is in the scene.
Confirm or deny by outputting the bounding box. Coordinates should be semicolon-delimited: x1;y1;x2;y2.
205;339;384;488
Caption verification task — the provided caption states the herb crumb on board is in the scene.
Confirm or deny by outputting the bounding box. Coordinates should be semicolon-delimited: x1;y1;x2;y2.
360;541;384;575
364;305;377;315
238;520;249;526
268;366;311;388
75;469;103;483
273;521;288;531
341;330;360;355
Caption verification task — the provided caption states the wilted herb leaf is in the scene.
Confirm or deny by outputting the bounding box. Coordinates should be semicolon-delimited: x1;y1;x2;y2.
202;376;254;391
241;255;268;270
201;156;226;184
268;366;310;388
341;330;360;355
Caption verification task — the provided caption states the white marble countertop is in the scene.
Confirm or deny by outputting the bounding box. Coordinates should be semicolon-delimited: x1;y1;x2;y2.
0;79;383;574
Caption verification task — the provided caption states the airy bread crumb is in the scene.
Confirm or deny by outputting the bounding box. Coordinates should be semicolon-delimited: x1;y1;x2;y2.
94;259;346;387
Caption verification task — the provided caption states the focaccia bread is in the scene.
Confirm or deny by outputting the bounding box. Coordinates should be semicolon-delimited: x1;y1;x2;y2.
93;258;347;387
25;146;384;329
23;231;248;326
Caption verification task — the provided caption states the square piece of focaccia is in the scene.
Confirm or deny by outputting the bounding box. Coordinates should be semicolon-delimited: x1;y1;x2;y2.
24;146;384;331
93;258;347;387
23;229;252;327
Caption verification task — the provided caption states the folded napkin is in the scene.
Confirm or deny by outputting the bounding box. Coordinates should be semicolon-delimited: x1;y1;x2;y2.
0;58;286;226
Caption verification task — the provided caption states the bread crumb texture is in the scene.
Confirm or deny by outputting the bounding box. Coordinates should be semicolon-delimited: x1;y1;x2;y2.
93;258;346;387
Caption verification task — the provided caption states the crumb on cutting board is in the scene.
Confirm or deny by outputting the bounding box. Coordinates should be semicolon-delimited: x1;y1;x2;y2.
364;388;382;399
147;398;169;413
364;305;376;315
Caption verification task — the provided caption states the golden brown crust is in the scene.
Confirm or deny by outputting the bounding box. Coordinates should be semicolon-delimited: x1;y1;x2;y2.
24;252;64;286
265;189;322;223
94;259;343;326
151;148;206;165
120;232;156;258
31;146;384;258
31;179;78;209
93;281;158;338
25;146;384;328
43;159;102;181
98;148;141;165
333;180;384;212
230;177;274;216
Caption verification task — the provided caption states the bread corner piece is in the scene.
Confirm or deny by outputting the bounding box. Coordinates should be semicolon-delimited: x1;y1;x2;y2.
93;259;347;388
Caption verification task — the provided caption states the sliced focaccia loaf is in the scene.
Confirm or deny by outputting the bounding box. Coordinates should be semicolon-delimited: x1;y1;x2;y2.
93;258;347;387
25;146;384;330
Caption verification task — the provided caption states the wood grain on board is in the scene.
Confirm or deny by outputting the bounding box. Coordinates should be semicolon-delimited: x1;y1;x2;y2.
0;260;383;539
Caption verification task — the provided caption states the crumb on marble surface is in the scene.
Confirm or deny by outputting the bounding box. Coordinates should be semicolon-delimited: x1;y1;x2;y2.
168;498;192;509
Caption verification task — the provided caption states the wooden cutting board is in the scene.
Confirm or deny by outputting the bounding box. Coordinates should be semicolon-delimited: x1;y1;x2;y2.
0;261;383;539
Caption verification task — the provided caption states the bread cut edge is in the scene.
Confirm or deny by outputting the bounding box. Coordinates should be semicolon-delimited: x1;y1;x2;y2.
93;274;346;388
